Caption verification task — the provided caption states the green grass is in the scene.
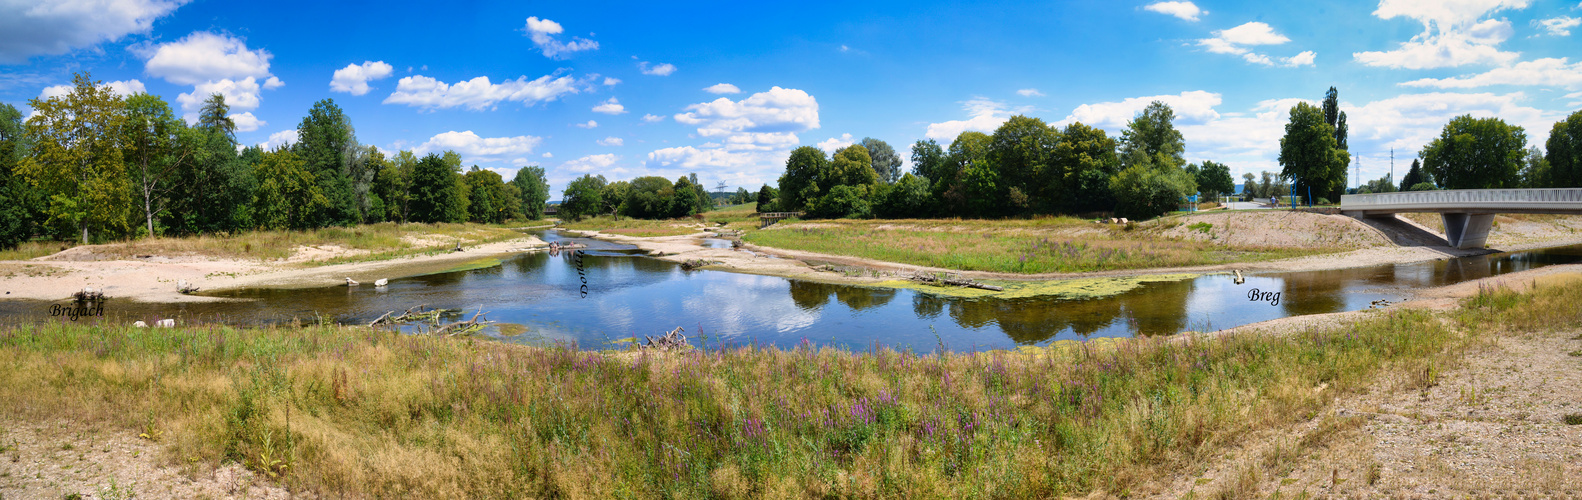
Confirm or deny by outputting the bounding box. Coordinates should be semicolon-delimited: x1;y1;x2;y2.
9;276;1556;497
743;218;1334;274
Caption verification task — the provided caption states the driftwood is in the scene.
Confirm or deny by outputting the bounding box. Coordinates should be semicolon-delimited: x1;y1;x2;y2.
432;306;490;336
72;287;105;302
680;259;717;270
908;272;1004;291
368;310;395;327
640;327;690;350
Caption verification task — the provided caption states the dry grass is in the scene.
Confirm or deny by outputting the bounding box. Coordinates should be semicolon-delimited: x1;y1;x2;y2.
24;222;532;265
744;217;1332;273
0;299;1472;497
0;240;75;261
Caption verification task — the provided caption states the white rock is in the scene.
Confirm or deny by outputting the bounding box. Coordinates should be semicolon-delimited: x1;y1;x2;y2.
374;278;388;287
133;321;147;328
345;277;359;286
155;319;175;328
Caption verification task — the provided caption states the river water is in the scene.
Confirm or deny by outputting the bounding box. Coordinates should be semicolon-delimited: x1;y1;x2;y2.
7;230;1582;352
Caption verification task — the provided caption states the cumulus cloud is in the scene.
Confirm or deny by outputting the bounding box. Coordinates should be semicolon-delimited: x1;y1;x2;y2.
542;152;553;158
1401;57;1582;89
603;77;621;86
258;129;297;150
1016;88;1045;97
1143;1;1203;21
38;79;146;100
598;136;624;146
383;73;585;110
174;77;269;122
923;98;1031;141
1196;22;1313;67
639;61;677;76
1353;0;1526;69
562;153;619;173
704;83;741;94
229;111;264;132
141;31;274;86
0;0;188;64
329;60;393;96
523;16;598;58
674;86;820;151
575;120;597;128
591;97;626;114
642;114;665;123
816;133;855;154
412;130;543;166
1059;90;1222;129
1535;16;1580;36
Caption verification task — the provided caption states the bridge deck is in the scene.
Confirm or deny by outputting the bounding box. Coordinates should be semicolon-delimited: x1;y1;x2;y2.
1339;188;1582;249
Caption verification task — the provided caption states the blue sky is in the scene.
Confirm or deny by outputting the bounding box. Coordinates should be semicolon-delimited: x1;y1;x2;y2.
2;0;1580;196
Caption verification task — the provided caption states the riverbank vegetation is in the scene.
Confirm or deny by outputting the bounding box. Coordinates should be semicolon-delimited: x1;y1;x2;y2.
10;277;1575;497
744;217;1341;274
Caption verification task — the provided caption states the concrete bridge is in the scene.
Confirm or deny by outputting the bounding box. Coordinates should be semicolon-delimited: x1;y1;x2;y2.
1340;188;1582;249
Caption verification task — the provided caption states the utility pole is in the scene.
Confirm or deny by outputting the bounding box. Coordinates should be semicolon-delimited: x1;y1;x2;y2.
1390;149;1395;191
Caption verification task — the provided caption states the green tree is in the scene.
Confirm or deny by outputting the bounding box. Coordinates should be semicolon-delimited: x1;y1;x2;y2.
600;180;630;216
464;167;511;223
409;153;466;223
1055;122;1120;213
165;93;254;234
859;137;902;184
1241;172;1257;198
1278;102;1349;205
830;145;878;188
777;146;829;211
1109;164;1196;220
1118;101;1185;171
294;98;358;226
0;103;41;249
121;93;194;237
936;131;993;215
1520;146;1550;189
370;150;411;222
21;72;132;243
1546;110;1582;187
560;174;605;221
987;115;1059;214
732;187;750;205
909;139;946;184
1399;158;1429;191
622;176;674;219
1194;160;1235;200
253;147;327;230
1320;87;1352;201
808;184;871;219
1420;115;1526;190
876;173;932;218
755;184;777;212
509;166;550;220
670;175;707;218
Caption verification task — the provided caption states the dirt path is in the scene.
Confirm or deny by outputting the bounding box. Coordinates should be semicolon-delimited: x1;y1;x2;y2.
0;419;299;499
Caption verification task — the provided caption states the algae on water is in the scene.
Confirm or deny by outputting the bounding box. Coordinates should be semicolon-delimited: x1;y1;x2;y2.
873;273;1200;300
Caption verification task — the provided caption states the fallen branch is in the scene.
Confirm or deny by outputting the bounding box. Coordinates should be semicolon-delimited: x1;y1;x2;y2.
433;306;490;336
640;327;690;350
908;271;1004;291
368;310;395;328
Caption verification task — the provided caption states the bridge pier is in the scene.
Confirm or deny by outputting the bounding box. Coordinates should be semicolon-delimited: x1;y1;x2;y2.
1441;213;1494;250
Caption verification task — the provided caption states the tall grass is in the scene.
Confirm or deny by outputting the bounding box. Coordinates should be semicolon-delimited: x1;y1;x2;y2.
8;222;529;264
0;240;75;261
0;301;1476;497
744;221;1330;273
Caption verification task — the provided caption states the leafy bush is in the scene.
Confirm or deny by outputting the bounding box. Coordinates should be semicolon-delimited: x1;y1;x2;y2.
1109;165;1196;220
1409;182;1438;192
808;184;872;219
876;173;931;218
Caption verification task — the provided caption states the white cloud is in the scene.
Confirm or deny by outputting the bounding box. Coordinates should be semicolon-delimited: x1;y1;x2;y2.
674;86;820;151
1196;22;1312;67
174;77;266;122
591;97;626;114
38;79;146;100
1401;57;1582;89
1212;22;1290;46
412;130;543;165
329;60;393;96
258;129;297;150
1144;1;1203;21
1283;51;1317;67
639;61;676;76
642;113;665;123
704;83;741;94
229;111;263;132
0;0;187;64
603;77;621;86
1016;88;1045;97
1059;90;1223;129
523;16;598;58
924;97;1031;141
1535;16;1580;36
1353;0;1527;69
141;31;274;86
816;133;855;154
562;153;619;173
598;136;624;146
575;120;597;128
542;152;553;158
840;44;850;52
383;73;584;110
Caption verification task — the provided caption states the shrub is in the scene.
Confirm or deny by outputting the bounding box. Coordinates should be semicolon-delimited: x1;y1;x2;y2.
808;184;872;219
1109;165;1196;220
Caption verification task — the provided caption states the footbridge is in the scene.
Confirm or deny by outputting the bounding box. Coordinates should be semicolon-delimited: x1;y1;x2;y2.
1340;188;1582;249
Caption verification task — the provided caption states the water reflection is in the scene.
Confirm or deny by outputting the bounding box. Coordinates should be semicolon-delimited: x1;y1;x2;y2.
3;232;1582;353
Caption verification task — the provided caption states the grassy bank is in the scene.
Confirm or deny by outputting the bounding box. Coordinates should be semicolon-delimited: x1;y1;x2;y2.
0;222;544;265
9;278;1571;497
559;204;760;237
743;218;1333;274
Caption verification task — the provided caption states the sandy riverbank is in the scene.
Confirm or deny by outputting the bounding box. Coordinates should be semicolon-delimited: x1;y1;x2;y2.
0;236;548;303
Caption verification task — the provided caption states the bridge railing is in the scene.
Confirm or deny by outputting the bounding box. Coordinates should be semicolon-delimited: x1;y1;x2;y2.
1341;188;1582;213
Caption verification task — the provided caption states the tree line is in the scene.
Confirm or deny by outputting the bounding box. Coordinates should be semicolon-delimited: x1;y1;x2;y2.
763;101;1237;220
0;72;553;250
554;172;716;221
